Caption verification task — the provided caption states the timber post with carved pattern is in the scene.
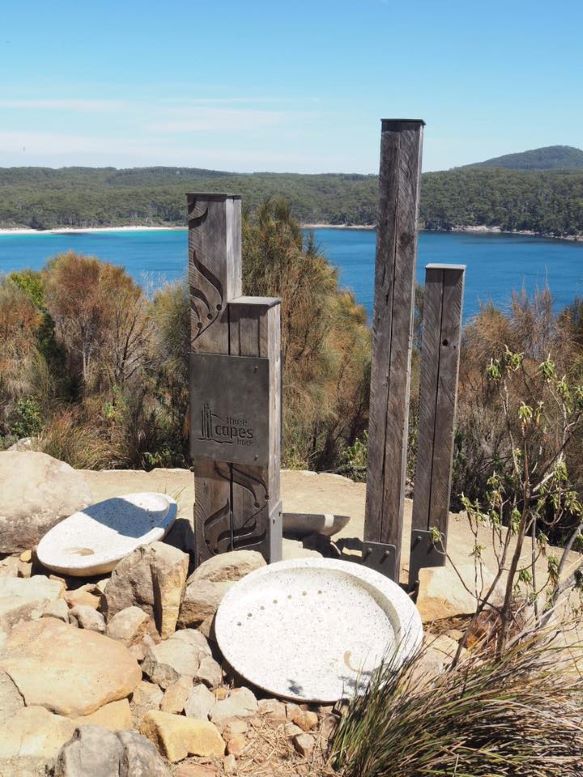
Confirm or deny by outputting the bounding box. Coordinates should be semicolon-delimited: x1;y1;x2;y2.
188;193;282;566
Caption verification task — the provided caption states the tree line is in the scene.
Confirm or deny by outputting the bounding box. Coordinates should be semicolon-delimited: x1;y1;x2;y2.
0;165;582;236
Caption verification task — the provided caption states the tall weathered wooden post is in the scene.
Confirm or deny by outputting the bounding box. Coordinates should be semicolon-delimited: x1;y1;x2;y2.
188;193;282;566
364;119;424;580
409;264;465;587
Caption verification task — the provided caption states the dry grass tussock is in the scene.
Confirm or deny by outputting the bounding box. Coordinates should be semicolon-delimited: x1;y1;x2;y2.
331;626;583;777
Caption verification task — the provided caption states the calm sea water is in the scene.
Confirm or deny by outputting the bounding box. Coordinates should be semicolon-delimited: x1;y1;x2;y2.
1;228;582;320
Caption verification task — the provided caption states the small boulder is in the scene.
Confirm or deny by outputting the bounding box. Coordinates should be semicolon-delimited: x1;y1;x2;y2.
142;630;211;689
161;676;192;714
0;451;92;554
0;706;76;763
178;550;264;628
289;708;318;732
118;729;171;776
69;605;106;633
64;587;101;610
103;542;188;639
417;563;504;622
131;681;164;726
257;698;287;721
0;669;25;723
293;733;314;757
54;725;171;777
74;699;133;732
0;575;64;632
140;710;225;762
0;618;141;716
184;683;216;721
107;606;155;646
211;687;258;725
54;726;122;777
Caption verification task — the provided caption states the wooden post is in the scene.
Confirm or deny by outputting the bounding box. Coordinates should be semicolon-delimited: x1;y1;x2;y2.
364;119;425;579
409;264;465;588
188;193;282;566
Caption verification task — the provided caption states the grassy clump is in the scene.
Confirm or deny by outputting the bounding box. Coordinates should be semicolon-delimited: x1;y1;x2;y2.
331;631;583;777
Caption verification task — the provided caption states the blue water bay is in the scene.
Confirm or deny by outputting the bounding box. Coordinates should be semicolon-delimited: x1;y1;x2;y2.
0;228;582;320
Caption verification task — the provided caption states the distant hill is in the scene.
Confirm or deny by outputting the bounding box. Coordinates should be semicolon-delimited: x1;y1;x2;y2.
0;155;582;238
467;145;583;171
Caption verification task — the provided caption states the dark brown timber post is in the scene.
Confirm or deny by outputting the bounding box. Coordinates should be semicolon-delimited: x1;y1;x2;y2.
188;193;282;566
409;264;465;588
363;119;425;580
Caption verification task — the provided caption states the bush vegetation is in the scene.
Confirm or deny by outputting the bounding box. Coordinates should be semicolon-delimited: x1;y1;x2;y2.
1;161;582;236
0;201;370;472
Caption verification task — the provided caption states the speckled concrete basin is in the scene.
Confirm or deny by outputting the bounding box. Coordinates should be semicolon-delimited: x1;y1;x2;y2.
283;512;350;538
36;492;177;576
215;558;423;702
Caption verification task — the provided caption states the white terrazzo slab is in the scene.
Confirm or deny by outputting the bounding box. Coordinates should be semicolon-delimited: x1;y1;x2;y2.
215;557;423;702
36;492;177;576
283;512;350;538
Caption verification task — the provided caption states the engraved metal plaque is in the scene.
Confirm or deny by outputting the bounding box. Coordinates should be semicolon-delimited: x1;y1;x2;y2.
191;353;270;467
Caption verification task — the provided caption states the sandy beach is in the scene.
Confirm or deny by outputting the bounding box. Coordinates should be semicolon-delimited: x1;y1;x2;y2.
0;225;187;236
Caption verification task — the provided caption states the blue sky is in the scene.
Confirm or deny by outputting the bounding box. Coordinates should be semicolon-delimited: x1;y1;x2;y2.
0;0;581;173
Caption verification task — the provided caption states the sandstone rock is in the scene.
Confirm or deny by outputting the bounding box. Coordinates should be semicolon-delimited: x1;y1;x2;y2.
211;687;258;724
0;706;75;762
417;563;504;622
171;627;213;654
223;754;237;775
107;606;155;645
74;699;133;731
0;618;141;716
69;604;106;633
285;722;303;738
131;681;163;725
193;551;265;584
140;710;225;762
54;725;171;777
0;556;21;577
0;575;64;631
0;451;92;554
54;725;123;777
118;729;171;777
142;631;211;689
41;598;70;622
293;733;314;757
129;632;158;662
257;698;287;721
161;676;192;714
178;550;264;627
178;579;231;627
103;542;188;638
195;654;222;688
289;708;318;732
65;587;101;610
184;683;216;720
226;734;246;756
0;669;24;722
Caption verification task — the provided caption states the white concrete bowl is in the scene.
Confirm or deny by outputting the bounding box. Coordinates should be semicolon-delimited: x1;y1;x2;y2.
215;557;423;702
36;492;177;576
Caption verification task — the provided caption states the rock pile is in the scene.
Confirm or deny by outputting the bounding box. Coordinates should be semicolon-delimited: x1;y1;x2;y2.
0;451;487;776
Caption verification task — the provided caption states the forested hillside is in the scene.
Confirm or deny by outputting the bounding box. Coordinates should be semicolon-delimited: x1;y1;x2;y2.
470;145;583;171
1;150;582;236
